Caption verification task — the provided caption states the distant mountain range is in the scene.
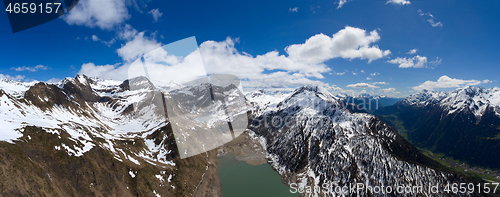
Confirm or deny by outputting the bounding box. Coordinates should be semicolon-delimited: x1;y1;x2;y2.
375;86;500;170
0;76;494;196
338;94;402;113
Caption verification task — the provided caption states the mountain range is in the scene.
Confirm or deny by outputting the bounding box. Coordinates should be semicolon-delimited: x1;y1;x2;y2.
0;75;222;196
375;87;500;170
0;76;495;196
247;86;494;196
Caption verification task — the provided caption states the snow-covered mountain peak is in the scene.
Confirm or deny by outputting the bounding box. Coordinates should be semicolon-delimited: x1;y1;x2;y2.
402;90;448;106
402;86;500;119
279;85;340;109
0;75;173;164
0;78;39;98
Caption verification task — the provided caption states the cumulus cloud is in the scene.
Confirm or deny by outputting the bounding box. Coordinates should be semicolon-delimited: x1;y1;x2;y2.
148;8;163;22
117;24;138;40
80;26;392;91
387;55;428;68
285;26;391;64
199;37;330;82
78;55;201;83
116;32;162;62
62;0;130;30
366;77;372;80
11;65;49;72
386;0;410;5
406;49;417;54
346;83;379;89
92;35;100;41
412;75;492;91
78;63;130;81
0;74;25;81
370;72;379;76
289;7;298;12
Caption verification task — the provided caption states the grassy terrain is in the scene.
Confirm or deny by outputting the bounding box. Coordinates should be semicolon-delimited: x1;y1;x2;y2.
491;133;500;140
419;148;500;195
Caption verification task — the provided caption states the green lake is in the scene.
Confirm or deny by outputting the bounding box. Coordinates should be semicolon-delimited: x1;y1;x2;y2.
217;153;299;197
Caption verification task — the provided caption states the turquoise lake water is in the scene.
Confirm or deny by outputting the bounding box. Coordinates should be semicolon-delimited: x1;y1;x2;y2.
217;153;299;197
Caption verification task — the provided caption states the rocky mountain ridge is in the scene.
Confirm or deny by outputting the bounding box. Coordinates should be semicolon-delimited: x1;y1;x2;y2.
0;75;222;196
247;86;491;197
0;77;495;196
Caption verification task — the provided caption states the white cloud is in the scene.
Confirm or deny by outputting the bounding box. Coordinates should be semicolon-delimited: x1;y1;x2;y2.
360;70;365;73
241;72;328;90
102;38;116;47
116;32;162;62
386;0;410;5
11;65;49;72
79;45;207;84
370;72;379;76
373;81;388;85
337;0;352;9
285;26;391;64
406;49;417;54
412;75;492;91
289;7;298;12
148;8;163;22
430;57;442;68
382;88;396;92
199;37;330;81
78;62;130;81
346;83;379;89
62;0;130;30
117;24;138;40
366;77;372;80
418;9;432;17
427;19;443;27
430;57;442;65
46;78;62;83
0;74;25;81
92;35;100;41
387;55;428;68
80;26;393;92
418;9;443;27
352;72;357;75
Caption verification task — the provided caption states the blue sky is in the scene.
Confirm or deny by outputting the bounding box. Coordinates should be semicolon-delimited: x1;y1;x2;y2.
1;0;499;96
